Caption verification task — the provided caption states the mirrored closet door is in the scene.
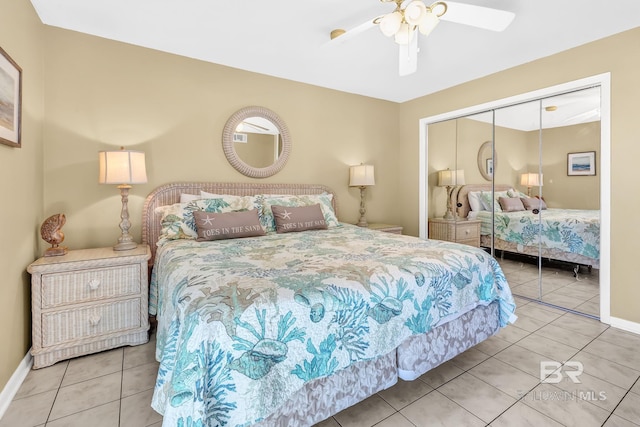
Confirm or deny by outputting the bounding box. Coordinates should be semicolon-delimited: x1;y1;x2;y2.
427;86;602;319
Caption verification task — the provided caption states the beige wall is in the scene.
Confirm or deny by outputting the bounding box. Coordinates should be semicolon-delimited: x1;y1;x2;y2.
534;122;600;209
0;0;44;392
399;27;640;323
428;118;600;215
41;28;401;251
427;118;530;218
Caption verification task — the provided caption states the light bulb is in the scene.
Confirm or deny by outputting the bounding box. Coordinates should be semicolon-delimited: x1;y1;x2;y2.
418;10;440;36
404;1;427;26
379;11;402;37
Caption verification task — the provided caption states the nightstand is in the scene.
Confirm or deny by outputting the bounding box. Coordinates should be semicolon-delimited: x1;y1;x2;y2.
27;245;151;368
367;223;403;235
428;218;481;247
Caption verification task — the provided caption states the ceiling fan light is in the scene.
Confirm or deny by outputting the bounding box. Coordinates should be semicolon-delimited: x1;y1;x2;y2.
394;23;414;45
418;10;440;36
404;1;427;26
379;11;402;37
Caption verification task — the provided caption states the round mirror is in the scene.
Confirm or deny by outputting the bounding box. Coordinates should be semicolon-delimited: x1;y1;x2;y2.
222;106;292;178
477;140;497;181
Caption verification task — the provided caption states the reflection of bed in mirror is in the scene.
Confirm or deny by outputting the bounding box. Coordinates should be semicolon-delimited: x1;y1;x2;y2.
454;184;600;270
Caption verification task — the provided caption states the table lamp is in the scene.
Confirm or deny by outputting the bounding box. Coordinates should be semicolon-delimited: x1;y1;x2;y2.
437;169;465;220
98;148;147;251
349;164;375;227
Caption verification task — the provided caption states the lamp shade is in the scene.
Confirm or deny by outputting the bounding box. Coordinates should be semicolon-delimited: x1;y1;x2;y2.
98;150;148;185
349;164;375;187
520;172;543;187
437;169;465;187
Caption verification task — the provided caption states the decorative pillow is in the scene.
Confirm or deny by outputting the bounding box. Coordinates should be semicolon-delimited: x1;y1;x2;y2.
258;193;339;232
480;191;502;212
521;197;547;210
271;204;328;233
498;196;525;212
180;193;200;203
155;195;260;242
495;190;512;200
507;188;529;199
193;209;265;241
201;190;231;199
468;191;483;211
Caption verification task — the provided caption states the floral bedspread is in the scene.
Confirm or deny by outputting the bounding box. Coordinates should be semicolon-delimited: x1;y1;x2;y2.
476;209;600;261
150;225;516;427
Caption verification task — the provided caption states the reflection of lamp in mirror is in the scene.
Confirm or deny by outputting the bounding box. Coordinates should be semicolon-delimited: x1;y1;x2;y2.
349;164;375;227
520;172;543;197
438;169;465;220
99;148;148;251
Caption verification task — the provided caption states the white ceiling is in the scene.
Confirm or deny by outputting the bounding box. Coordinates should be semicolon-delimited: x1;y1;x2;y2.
467;86;602;131
30;0;640;104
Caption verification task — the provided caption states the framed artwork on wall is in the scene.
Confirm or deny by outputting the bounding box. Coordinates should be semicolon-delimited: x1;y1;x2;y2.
567;151;596;176
486;159;493;177
0;46;22;148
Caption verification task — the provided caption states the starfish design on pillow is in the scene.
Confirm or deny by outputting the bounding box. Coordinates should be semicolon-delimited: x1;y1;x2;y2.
201;215;215;225
281;209;292;220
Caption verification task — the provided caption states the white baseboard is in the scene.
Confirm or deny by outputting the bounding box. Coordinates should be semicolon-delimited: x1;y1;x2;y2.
609;316;640;335
0;349;32;420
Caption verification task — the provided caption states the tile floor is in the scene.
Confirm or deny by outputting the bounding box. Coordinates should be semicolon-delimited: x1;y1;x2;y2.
498;255;600;318
2;299;639;427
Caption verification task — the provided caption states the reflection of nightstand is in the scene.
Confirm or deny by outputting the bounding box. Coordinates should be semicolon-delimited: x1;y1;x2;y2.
428;218;481;247
27;245;151;368
367;223;403;235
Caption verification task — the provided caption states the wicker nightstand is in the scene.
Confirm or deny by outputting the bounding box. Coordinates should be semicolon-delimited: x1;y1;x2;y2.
367;223;403;235
428;218;481;247
27;245;151;368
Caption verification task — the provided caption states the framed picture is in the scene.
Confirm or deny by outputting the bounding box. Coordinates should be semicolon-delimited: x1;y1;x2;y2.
567;151;596;176
486;158;493;177
0;46;22;148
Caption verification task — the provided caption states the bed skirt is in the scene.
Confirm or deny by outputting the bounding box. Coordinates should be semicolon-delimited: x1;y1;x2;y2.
481;235;599;269
255;301;500;427
397;301;499;380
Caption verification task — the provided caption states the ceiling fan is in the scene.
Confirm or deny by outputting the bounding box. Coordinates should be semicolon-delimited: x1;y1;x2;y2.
328;0;515;76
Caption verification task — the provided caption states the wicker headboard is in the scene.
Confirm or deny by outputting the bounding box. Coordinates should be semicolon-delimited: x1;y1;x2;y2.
454;184;513;218
142;182;337;263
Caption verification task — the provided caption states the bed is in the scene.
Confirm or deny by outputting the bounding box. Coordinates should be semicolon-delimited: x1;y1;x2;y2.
454;184;600;270
142;182;517;427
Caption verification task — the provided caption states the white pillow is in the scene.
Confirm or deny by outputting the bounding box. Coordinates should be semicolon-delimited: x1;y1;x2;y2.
180;193;200;203
201;190;225;198
468;191;483;211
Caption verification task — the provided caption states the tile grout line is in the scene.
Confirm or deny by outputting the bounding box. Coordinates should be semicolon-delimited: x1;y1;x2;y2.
484;317;617;426
44;361;69;425
119;349;125;427
597;376;640;427
449;302;613;427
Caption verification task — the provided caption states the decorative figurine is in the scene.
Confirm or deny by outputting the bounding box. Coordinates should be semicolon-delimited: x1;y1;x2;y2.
40;213;68;257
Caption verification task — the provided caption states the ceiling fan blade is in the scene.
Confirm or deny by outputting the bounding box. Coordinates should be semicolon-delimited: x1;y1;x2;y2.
325;19;376;45
398;34;418;76
442;1;515;32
